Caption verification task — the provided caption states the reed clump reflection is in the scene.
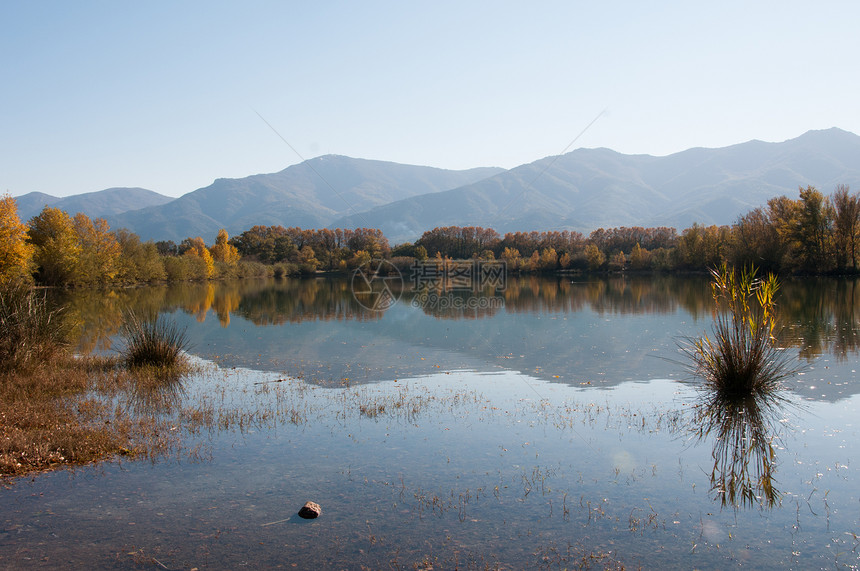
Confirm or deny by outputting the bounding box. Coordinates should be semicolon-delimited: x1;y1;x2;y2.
682;265;802;508
690;388;792;509
124;366;189;416
116;310;194;416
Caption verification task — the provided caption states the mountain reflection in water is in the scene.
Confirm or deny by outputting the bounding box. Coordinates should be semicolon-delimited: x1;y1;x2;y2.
54;275;860;400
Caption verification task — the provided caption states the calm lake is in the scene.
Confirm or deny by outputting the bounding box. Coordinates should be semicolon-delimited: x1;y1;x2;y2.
2;275;859;569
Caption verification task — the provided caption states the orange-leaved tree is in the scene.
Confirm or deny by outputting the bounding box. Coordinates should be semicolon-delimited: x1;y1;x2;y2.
0;193;34;285
209;229;240;264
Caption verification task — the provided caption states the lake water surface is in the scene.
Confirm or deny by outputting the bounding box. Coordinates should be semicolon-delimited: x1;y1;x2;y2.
1;275;859;569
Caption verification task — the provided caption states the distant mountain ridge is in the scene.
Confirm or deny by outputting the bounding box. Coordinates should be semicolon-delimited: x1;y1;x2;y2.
11;128;860;243
107;156;504;242
15;187;173;223
334;128;860;242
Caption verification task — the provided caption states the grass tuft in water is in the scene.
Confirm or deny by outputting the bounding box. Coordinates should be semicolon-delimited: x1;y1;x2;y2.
680;264;804;509
680;264;800;400
120;310;190;371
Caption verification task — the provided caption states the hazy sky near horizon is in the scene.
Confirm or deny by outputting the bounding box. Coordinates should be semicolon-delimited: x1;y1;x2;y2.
3;1;859;198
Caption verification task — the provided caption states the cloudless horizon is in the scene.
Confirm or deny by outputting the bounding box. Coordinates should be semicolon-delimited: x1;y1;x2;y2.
3;2;860;198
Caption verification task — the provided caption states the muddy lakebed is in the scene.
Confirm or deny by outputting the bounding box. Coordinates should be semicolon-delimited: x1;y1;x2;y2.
1;275;859;569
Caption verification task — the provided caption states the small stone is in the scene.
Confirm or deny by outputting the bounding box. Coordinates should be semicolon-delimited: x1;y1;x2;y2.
298;501;321;519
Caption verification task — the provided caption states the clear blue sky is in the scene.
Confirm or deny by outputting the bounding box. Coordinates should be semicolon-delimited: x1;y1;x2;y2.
3;1;859;197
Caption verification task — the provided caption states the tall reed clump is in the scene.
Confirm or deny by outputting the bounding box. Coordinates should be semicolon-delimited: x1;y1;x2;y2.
120;310;189;370
0;284;70;373
681;264;803;508
682;264;799;399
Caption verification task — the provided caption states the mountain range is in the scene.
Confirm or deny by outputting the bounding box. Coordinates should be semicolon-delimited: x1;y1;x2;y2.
334;128;860;241
12;128;860;243
104;157;502;243
15;187;174;225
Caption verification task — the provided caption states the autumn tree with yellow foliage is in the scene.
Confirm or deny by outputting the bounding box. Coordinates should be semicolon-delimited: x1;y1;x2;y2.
209;229;240;264
73;213;121;284
0;194;34;285
183;236;215;278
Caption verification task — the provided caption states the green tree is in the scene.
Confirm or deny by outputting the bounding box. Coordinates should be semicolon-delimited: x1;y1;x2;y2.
390;243;415;258
831;184;860;271
230;225;296;263
114;229;166;283
762;189;834;272
415;226;499;259
28;206;81;286
155;240;179;256
765;195;801;269
312;228;340;270
729;207;784;273
347;228;390;259
796;186;833;271
675;224;729;270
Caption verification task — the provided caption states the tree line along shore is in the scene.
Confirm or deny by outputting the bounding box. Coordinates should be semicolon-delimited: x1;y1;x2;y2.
1;184;858;288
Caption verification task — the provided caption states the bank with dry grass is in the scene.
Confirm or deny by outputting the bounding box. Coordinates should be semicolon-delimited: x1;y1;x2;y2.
0;285;191;481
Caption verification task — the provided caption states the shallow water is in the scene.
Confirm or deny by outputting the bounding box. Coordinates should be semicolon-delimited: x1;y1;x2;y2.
2;276;860;569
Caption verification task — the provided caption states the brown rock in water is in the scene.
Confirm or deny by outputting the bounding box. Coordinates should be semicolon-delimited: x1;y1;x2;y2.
298;501;321;519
